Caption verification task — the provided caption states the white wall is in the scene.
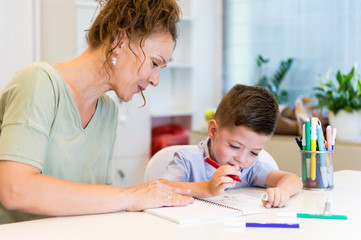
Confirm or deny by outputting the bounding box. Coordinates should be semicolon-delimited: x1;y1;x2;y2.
0;0;40;90
192;0;223;129
0;0;78;90
40;0;77;62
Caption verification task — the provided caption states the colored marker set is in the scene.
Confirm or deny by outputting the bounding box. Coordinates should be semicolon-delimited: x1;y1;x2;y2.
298;117;336;190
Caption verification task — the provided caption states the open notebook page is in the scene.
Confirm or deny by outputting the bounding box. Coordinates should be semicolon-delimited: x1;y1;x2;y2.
144;198;242;225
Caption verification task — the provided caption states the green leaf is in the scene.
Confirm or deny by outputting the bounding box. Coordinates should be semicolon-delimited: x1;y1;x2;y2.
313;65;361;113
256;55;269;67
256;55;293;104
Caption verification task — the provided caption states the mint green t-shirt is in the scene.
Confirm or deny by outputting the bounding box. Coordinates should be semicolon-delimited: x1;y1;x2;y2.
0;62;118;224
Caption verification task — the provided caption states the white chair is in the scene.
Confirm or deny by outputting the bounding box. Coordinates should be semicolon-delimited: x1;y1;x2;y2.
144;145;191;182
144;145;278;182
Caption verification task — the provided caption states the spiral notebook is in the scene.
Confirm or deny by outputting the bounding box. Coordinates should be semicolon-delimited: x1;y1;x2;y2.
144;191;267;224
144;198;242;224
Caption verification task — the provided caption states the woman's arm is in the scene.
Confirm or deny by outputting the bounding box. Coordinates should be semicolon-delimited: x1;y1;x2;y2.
263;170;302;208
160;180;212;198
0;161;194;216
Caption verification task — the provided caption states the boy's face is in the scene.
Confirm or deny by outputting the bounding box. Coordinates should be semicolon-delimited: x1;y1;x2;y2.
208;120;271;170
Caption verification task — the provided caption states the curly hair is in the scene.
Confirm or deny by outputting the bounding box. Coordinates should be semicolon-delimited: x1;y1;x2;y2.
86;0;181;105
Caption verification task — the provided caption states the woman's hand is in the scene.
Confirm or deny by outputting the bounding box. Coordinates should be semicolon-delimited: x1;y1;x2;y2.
123;180;194;211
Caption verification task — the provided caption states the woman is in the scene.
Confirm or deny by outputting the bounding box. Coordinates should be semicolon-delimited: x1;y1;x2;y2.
0;0;193;224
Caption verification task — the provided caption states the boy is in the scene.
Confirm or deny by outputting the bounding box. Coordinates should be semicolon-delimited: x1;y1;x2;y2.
160;84;302;208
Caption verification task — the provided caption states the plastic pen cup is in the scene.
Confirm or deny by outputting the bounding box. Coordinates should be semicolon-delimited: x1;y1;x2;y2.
300;150;334;190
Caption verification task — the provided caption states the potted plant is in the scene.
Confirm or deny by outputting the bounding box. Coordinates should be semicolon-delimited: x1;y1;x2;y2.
313;66;361;141
256;55;294;104
256;55;298;135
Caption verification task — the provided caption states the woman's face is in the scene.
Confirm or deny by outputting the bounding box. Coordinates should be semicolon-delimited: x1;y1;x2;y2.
110;31;173;102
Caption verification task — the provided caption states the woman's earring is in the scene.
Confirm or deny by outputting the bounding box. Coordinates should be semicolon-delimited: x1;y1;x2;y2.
112;53;117;66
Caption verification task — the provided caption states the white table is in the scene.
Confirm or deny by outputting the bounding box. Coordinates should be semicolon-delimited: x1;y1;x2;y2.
1;170;359;240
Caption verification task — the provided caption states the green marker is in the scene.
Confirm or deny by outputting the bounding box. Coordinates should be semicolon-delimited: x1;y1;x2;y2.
277;212;347;220
304;118;311;180
305;118;311;151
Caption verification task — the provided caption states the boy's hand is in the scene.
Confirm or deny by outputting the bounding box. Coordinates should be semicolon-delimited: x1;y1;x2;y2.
207;165;240;196
262;187;290;208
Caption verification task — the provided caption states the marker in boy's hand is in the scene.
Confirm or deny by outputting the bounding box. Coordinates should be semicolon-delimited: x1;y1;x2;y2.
205;157;242;182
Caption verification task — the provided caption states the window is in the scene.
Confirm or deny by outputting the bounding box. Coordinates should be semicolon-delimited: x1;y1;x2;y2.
223;0;361;105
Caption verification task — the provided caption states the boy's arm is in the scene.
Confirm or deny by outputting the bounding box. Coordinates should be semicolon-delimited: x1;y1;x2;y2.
160;165;238;198
263;170;302;208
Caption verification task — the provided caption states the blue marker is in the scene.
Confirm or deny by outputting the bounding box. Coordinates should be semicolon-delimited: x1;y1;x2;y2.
224;222;301;229
317;125;328;187
316;164;324;188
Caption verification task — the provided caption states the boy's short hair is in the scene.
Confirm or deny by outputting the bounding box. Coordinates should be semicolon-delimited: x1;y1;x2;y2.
214;84;279;135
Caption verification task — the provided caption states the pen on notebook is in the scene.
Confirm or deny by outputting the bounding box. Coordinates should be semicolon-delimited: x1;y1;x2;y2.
224;221;301;229
276;212;347;220
205;157;241;182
